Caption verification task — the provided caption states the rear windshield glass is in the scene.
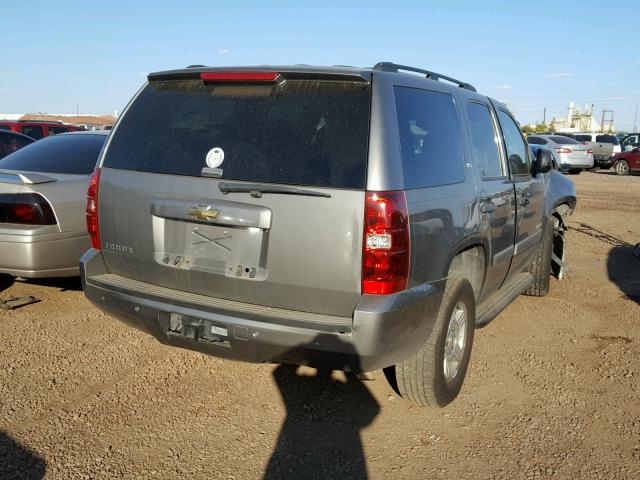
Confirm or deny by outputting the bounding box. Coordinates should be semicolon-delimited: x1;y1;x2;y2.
574;135;592;142
0;134;106;174
596;134;619;144
550;136;581;145
103;79;371;189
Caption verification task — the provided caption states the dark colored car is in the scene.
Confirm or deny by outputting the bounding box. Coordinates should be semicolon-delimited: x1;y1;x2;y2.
0;130;34;159
0;120;79;140
80;62;576;407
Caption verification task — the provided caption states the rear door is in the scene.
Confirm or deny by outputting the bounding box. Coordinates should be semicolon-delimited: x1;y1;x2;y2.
466;101;515;294
495;109;544;277
97;72;371;317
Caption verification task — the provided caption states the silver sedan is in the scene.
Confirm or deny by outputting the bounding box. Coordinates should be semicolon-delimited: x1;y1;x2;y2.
0;131;108;277
527;134;594;173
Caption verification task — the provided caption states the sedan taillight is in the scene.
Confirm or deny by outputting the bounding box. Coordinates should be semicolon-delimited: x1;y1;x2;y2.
0;193;56;225
86;168;101;250
555;147;572;154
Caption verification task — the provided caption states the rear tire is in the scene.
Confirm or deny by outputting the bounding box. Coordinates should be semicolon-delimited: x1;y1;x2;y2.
394;273;475;407
615;160;629;176
524;216;554;296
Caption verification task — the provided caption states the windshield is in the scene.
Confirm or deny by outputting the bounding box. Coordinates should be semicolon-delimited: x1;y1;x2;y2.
102;79;371;189
0;134;106;174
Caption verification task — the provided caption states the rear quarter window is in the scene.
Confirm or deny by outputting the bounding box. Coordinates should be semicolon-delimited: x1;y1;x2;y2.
103;79;371;189
394;87;464;189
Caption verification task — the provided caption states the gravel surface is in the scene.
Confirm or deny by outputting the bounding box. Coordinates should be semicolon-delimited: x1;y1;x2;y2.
1;171;639;479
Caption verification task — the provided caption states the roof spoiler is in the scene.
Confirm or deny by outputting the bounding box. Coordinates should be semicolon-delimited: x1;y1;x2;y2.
0;170;57;185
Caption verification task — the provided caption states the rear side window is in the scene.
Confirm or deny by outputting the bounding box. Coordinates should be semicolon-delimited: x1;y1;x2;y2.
48;126;70;135
596;134;619;144
394;87;464;188
0;134;106;174
21;126;44;139
104;79;371;189
497;110;530;176
466;102;502;177
527;136;545;145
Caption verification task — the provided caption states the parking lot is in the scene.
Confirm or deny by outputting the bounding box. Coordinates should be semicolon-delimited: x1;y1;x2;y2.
0;170;638;479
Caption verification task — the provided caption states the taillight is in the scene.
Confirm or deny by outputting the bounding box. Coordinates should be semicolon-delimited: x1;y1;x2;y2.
587;149;593;154
0;193;56;225
362;191;410;295
555;148;572;154
200;72;280;83
86;168;101;250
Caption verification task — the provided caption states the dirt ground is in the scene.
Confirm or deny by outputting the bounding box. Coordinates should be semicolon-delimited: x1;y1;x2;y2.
1;171;639;480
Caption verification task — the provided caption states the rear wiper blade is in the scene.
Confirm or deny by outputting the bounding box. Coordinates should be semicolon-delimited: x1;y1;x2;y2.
218;182;331;198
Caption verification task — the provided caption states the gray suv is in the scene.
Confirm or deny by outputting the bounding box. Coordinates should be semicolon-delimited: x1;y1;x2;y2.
81;63;576;407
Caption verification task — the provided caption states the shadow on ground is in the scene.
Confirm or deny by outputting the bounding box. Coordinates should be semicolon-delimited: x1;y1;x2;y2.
19;276;83;292
571;222;639;305
0;431;46;480
608;245;640;305
264;337;380;480
0;275;14;294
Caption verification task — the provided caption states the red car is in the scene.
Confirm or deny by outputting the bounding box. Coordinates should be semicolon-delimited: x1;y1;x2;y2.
612;148;640;176
0;120;79;140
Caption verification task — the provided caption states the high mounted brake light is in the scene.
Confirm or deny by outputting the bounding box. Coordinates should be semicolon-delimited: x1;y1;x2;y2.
86;168;101;250
200;72;281;83
362;191;410;295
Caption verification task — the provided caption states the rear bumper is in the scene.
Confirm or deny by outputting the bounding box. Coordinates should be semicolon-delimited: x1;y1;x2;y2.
81;249;444;372
0;230;89;278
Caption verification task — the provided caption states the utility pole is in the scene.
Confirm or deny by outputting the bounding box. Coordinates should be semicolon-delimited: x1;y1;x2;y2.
634;105;638;133
543;107;546;125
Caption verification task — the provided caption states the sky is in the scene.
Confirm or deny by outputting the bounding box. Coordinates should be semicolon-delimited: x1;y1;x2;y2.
2;0;639;130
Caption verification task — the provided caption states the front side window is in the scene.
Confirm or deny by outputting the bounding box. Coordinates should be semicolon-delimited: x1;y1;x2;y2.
498;110;530;176
467;102;502;177
394;87;464;188
21;126;44;139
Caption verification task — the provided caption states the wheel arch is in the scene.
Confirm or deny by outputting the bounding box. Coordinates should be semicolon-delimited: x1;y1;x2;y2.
445;239;487;300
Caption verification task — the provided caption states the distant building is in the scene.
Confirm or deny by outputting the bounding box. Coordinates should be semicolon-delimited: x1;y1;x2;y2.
550;102;613;133
0;113;116;129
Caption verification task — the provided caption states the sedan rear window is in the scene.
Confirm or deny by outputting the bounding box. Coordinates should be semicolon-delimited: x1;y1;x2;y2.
0;134;106;174
550;136;581;145
103;79;371;189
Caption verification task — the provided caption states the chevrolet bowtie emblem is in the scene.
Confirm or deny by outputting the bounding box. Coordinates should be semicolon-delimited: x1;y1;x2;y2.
187;207;219;221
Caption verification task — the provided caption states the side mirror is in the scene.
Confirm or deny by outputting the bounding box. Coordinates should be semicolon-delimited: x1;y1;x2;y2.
534;148;552;175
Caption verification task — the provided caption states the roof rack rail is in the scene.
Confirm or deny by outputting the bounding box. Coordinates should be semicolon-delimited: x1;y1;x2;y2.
372;62;476;92
186;64;206;68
